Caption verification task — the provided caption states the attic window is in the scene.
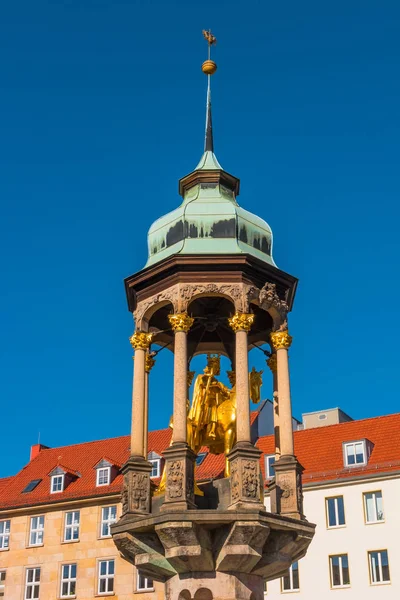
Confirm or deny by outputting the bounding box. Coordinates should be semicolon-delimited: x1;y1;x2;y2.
343;440;370;467
51;474;64;493
97;467;110;486
196;452;207;467
22;479;42;493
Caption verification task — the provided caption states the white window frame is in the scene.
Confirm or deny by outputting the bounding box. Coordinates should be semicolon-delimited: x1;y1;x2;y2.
64;511;80;542
98;559;115;595
325;496;346;528
60;563;77;598
329;554;350;588
364;491;384;524
149;459;160;478
0;570;6;597
281;562;300;592
100;506;117;538
25;567;40;600
0;520;10;550
29;516;44;547
343;440;367;467
96;467;111;487
50;473;64;494
265;455;275;479
137;571;154;592
368;550;390;584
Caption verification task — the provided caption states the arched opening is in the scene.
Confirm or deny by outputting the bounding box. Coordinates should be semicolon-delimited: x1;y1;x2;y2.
194;588;213;600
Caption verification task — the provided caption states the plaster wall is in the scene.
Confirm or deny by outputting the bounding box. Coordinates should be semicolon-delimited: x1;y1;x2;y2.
264;476;400;598
0;501;163;600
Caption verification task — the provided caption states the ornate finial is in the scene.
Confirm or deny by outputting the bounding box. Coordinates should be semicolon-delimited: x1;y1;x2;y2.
129;331;153;351
168;313;194;333
203;29;217;46
202;29;217;76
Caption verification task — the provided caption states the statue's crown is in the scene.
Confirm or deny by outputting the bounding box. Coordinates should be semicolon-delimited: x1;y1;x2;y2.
207;353;221;371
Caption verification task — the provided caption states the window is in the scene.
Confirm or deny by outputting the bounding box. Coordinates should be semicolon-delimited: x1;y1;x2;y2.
97;467;111;486
98;560;114;595
364;491;384;524
326;496;345;528
196;452;207;467
343;441;366;466
25;568;40;600
51;474;64;493
265;455;275;479
0;520;10;550
149;459;160;478
22;479;41;493
0;571;5;597
329;554;350;588
368;550;390;584
137;572;154;591
60;563;77;597
101;506;117;538
281;562;299;592
64;511;80;542
29;516;44;546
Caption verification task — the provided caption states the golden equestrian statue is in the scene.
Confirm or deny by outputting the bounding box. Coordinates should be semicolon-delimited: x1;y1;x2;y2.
157;355;263;493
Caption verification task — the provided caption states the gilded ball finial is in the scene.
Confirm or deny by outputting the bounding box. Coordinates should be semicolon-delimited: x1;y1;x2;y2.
202;29;217;75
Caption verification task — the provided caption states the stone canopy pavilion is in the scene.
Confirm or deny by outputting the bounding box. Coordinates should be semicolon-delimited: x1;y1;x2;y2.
112;31;315;600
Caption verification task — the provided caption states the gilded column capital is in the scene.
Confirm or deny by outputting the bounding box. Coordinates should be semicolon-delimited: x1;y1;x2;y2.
267;353;277;373
270;329;293;351
145;354;156;373
168;312;194;333
228;312;254;333
129;331;153;351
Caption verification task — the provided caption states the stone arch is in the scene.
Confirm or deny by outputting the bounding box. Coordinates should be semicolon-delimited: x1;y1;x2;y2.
178;590;192;600
194;588;213;600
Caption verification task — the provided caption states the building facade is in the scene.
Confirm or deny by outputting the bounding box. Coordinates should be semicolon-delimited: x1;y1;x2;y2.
1;412;399;599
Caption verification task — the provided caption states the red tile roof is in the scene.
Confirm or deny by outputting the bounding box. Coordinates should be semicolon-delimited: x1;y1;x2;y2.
257;413;400;483
1;413;399;510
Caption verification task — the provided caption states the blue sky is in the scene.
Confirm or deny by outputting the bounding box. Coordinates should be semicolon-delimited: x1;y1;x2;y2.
1;1;400;477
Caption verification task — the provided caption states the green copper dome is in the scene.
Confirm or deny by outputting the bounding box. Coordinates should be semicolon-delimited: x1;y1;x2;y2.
144;73;276;269
145;150;276;268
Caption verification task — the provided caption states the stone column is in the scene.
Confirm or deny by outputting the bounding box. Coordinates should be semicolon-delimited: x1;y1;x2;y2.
129;331;153;457
270;329;293;457
267;353;280;460
144;353;156;458
228;312;254;443
227;312;263;510
168;313;194;445
269;327;304;520
161;313;196;511
121;331;153;516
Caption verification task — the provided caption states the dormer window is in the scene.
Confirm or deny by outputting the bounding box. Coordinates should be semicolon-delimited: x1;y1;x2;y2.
51;474;64;493
97;467;111;486
94;459;117;487
265;455;275;479
343;439;372;467
147;451;162;478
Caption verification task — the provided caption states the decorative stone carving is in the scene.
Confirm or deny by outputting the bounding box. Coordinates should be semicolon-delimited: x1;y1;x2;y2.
273;455;304;520
259;282;289;320
129;331;153;351
227;445;264;510
121;458;152;515
134;285;180;328
242;460;259;499
270;328;292;351
228;312;255;333
121;481;129;515
167;460;184;499
168;313;194;333
161;445;196;511
230;461;240;502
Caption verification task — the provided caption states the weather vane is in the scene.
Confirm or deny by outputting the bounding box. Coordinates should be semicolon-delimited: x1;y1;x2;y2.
202;29;217;75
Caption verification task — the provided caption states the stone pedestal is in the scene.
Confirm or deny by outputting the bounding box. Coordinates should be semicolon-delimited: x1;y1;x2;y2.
161;444;197;511
269;455;304;520
227;443;264;510
121;456;152;515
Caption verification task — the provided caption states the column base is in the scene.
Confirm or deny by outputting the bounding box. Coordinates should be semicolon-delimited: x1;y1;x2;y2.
121;455;152;515
270;454;304;520
227;442;264;510
160;443;197;511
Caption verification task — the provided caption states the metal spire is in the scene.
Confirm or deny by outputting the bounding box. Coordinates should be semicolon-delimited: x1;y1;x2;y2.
202;30;217;154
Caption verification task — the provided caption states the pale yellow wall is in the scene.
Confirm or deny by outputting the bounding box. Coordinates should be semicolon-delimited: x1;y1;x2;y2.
0;500;164;600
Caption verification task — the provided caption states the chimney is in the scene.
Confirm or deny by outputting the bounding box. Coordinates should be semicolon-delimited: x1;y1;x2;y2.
30;444;50;461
